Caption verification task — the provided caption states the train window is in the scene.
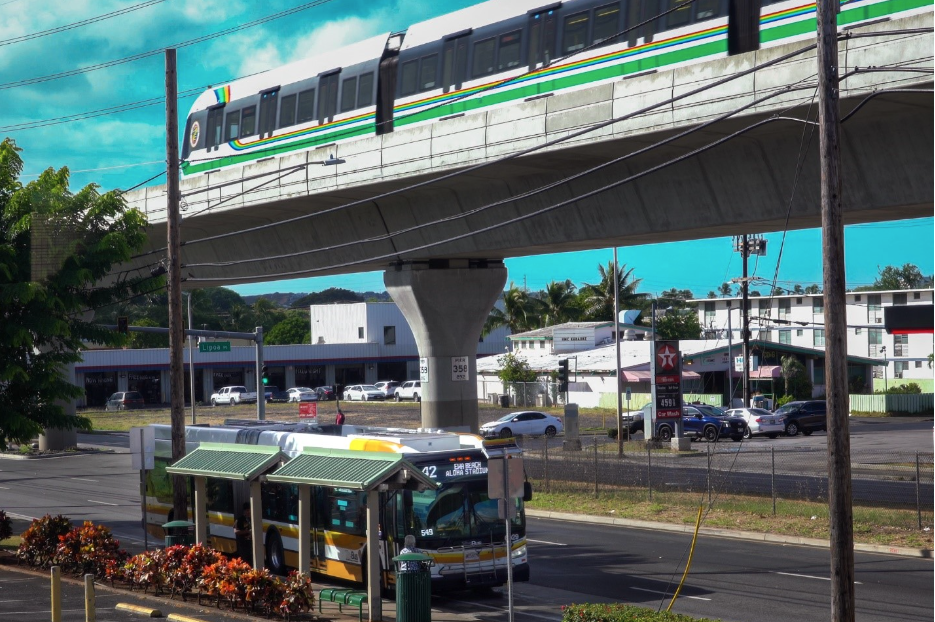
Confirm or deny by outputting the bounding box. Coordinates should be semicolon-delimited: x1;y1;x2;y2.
297;88;316;123
400;59;419;96
319;73;339;122
442;35;469;90
666;0;693;29
695;0;721;20
240;106;256;137
279;94;297;128
340;76;358;112
224;110;240;141
562;12;589;54
206;106;224;149
497;30;521;70
472;37;496;78
357;72;374;106
542;10;556;63
592;3;621;45
528;18;541;68
419;54;438;90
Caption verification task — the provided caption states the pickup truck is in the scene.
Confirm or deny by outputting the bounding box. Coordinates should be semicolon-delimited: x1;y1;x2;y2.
210;386;258;406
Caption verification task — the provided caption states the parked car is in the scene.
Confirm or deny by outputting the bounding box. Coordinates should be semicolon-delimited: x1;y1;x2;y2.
480;411;563;439
725;407;785;438
105;391;145;411
344;384;385;401
773;400;827;436
394;380;422;402
286;387;318;402
315;386;335;401
679;405;747;442
620;403;650;435
264;386;290;403
210;386;258;406
373;381;400;398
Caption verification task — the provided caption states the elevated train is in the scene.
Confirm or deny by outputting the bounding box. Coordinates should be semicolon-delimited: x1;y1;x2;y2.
181;0;930;176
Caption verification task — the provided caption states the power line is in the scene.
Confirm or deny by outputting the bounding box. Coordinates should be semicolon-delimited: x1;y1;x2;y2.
0;0;166;47
0;0;337;91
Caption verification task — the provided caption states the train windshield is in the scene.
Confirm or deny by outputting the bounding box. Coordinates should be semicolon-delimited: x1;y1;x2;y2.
409;478;523;544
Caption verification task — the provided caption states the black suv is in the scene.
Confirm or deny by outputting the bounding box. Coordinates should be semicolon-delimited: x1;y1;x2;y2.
773;400;827;436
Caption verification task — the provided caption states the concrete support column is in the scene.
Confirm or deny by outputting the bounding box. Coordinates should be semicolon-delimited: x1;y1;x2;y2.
117;373;129;393
39;361;78;451
285;365;296;390
298;485;311;574
249;481;264;570
193;476;208;545
385;261;506;432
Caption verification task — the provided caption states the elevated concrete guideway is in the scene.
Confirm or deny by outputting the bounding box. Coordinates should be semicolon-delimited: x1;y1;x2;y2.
120;14;932;432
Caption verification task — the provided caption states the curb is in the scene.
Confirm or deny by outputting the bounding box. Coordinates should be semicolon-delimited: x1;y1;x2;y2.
526;509;933;559
116;603;163;617
168;614;206;622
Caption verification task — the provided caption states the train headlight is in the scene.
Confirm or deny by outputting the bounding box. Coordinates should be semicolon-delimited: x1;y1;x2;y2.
511;545;526;559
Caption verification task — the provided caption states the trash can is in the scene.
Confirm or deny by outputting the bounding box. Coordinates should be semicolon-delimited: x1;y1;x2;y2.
162;520;195;547
499;394;510;408
393;552;433;622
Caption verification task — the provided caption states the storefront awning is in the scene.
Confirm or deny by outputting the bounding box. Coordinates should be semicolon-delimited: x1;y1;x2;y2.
266;447;437;492
166;442;283;481
748;365;782;379
620;370;701;382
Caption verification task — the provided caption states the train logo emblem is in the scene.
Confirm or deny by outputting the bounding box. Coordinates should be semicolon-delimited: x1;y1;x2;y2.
189;121;200;148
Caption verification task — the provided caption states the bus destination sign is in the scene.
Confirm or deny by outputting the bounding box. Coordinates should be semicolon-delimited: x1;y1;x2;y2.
420;458;488;483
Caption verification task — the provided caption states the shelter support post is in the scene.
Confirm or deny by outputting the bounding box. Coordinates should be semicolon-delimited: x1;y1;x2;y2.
366;489;382;621
385;261;506;432
193;476;208;545
298;485;311;575
250;481;263;570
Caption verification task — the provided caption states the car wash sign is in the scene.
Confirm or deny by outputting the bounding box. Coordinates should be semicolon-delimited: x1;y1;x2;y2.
652;340;683;420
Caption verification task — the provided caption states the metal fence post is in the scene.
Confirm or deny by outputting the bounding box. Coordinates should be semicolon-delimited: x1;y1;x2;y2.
84;574;95;622
545;438;550;494
707;444;712;506
916;452;922;530
647;443;653;502
594;437;599;497
771;447;776;516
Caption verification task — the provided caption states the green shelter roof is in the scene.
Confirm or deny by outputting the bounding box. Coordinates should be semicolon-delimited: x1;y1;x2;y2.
267;448;438;492
166;442;283;481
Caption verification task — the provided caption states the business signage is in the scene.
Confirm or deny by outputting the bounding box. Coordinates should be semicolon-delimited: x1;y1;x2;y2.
553;328;594;352
299;402;317;418
653;340;683;420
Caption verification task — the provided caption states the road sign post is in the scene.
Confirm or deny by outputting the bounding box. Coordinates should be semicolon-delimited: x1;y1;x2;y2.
484;441;524;622
130;426;155;551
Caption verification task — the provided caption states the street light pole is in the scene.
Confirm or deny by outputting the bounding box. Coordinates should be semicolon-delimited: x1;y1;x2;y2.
613;247;623;456
187;292;196;425
881;346;887;392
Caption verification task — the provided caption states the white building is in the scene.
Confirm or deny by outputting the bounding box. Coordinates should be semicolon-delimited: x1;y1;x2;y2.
691;288;934;391
507;317;653;355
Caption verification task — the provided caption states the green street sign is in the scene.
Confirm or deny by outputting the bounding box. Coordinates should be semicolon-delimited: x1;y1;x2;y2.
199;341;231;353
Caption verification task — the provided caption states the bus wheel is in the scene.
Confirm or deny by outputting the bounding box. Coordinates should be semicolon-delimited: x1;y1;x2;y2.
266;528;287;575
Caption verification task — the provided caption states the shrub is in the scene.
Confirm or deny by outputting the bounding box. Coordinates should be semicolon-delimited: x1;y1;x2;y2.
775;395;796;409
0;510;12;541
17;514;72;567
278;571;315;619
562;603;722;622
53;521;128;578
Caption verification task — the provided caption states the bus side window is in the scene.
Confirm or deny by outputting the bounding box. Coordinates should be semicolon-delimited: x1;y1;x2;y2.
206;478;234;513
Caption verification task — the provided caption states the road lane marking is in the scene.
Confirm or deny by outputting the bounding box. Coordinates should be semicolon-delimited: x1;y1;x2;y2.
71;477;97;482
87;499;119;506
0;486;8;490
773;572;862;585
440;596;561;621
630;587;711;601
527;538;568;546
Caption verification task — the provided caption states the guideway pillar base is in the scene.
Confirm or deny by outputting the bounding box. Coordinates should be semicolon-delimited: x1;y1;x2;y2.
385;261;506;433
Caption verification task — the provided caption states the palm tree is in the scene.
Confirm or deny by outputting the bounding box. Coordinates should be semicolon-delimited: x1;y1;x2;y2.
580;262;648;321
535;280;578;326
781;355;805;397
483;282;536;336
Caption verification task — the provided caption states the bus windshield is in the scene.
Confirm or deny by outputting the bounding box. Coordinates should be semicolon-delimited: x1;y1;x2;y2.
410;478;523;544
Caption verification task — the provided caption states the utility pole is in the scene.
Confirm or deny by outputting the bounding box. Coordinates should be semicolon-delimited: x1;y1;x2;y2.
165;48;188;524
816;0;855;618
613;247;623;456
727;310;735;407
187;292;196;425
741;234;750;409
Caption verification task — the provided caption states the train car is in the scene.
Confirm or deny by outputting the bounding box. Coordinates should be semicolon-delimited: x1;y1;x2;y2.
180;0;930;177
145;420;530;591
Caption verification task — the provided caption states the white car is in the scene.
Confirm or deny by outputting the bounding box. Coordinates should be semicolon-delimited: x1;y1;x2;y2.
286;387;318;402
725;407;785;439
394;380;422;402
480;411;564;439
344;384;385;401
373;381;400;398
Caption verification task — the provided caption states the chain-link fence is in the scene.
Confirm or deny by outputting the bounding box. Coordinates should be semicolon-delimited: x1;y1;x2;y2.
479;380;562;408
517;435;934;531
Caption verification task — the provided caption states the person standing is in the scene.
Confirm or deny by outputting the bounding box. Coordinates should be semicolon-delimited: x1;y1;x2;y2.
234;502;253;564
335;410;346;425
398;534;424;572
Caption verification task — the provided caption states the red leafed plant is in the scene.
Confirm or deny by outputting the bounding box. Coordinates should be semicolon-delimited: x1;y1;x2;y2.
53;521;128;578
278;571;316;620
0;510;12;541
123;548;168;594
168;544;226;600
17;514;73;567
199;556;254;610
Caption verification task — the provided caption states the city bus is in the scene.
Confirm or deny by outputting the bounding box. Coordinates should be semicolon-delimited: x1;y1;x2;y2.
145;420;529;590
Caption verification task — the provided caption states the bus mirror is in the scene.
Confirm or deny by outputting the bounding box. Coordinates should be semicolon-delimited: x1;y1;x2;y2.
523;481;533;502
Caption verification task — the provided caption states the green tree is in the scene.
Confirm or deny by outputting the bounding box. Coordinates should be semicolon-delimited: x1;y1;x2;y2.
580;262;648;321
717;282;733;297
128;317;169;348
780;355;812;400
252;297;285;334
291;287;364;307
659;288;695;308
707;291;717;299
497;352;538;385
792;284;805;295
534;279;579;326
804;284;821;294
0;139;149;450
875;263;925;290
484;282;536;335
772;287;784;296
265;310;311;345
654;309;703;340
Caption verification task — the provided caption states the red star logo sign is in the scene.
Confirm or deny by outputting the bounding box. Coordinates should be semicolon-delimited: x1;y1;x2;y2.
656;344;678;371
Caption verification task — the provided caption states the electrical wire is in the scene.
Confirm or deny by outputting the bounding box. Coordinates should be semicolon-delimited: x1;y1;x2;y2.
0;0;338;91
0;0;166;47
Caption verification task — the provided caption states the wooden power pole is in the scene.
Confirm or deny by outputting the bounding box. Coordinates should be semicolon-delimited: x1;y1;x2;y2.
816;1;855;620
165;49;188;523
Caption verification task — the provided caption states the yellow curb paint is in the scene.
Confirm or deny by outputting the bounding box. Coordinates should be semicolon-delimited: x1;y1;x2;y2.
115;602;163;617
167;614;208;622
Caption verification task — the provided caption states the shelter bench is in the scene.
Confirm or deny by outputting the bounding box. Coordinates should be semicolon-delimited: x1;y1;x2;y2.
319;588;368;621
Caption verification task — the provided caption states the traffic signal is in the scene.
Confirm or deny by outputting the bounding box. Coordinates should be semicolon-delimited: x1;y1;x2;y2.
557;359;569;393
117;316;129;335
261;365;269;385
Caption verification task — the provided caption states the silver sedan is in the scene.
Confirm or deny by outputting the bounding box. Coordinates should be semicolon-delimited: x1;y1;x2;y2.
726;408;785;439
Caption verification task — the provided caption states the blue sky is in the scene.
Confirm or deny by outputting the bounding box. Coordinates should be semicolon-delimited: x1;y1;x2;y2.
4;0;932;299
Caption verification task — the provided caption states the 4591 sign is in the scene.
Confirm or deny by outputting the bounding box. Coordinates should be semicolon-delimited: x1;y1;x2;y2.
451;356;469;382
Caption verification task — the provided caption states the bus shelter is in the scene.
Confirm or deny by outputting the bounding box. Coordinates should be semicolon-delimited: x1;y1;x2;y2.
166;442;284;570
267;447;437;622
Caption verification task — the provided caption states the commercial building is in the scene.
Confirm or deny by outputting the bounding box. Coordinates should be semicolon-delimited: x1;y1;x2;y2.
76;302;510;407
